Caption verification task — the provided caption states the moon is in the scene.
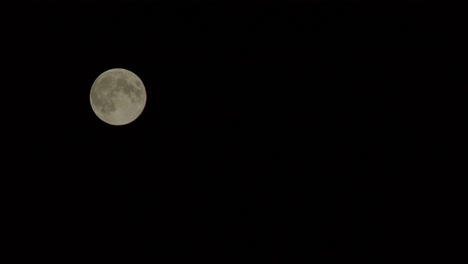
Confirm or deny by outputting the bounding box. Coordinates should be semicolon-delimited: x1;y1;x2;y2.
90;68;147;126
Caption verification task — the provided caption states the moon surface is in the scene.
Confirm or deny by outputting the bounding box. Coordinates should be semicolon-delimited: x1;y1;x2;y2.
90;68;147;126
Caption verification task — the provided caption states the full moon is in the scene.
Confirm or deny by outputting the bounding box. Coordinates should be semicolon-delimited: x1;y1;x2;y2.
90;68;147;126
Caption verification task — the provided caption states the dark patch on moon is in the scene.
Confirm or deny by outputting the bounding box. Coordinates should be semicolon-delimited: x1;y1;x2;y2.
116;77;128;92
119;76;143;103
120;79;131;94
100;98;116;114
91;75;118;115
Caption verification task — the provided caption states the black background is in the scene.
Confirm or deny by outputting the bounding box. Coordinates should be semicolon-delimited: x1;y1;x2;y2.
3;1;461;263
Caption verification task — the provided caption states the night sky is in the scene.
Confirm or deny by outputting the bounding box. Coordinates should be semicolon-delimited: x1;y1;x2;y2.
4;1;456;263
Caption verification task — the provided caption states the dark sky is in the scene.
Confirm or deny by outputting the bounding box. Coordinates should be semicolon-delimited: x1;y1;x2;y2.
4;1;457;263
